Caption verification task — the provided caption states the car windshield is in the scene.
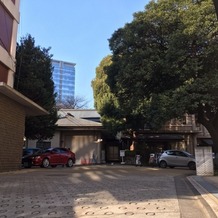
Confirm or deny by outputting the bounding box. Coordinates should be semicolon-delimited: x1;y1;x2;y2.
23;149;40;156
33;148;58;155
33;149;45;155
44;148;53;153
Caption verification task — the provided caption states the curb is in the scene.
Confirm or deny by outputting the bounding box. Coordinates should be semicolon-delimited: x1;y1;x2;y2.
187;176;218;216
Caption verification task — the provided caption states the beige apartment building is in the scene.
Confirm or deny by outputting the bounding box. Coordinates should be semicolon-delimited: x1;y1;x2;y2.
0;0;47;172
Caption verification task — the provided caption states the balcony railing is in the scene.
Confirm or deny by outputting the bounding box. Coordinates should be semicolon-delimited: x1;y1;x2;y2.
159;124;201;133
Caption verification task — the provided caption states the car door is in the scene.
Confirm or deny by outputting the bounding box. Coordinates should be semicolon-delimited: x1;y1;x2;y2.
175;151;189;166
49;148;61;164
58;148;69;164
165;151;178;165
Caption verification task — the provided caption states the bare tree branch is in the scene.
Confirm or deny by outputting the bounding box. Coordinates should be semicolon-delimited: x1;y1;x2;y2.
56;96;89;109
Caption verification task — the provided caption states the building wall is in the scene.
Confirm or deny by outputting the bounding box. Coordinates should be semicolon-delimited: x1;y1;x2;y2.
0;93;25;172
160;114;210;153
26;132;60;148
0;0;23;172
63;133;101;165
0;0;48;172
0;0;20;87
51;131;61;147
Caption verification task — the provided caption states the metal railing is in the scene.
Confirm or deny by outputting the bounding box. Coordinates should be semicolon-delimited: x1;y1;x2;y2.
159;124;201;133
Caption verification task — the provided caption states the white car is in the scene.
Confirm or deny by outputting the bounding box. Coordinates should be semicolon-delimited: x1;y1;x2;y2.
158;150;196;170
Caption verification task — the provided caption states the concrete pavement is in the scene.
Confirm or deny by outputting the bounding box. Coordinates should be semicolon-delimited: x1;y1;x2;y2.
0;165;217;218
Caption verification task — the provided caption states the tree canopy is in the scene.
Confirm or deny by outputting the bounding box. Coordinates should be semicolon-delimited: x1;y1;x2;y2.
14;34;58;140
92;56;125;134
94;0;218;152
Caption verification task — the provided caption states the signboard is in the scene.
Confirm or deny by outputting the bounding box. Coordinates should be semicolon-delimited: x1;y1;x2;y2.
120;150;125;164
120;150;125;157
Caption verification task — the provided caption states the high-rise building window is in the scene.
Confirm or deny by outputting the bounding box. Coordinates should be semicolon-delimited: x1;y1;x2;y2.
52;60;76;105
0;4;13;53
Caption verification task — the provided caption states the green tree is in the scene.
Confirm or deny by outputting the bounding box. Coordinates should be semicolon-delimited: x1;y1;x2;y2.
92;56;125;134
104;0;218;153
14;34;58;140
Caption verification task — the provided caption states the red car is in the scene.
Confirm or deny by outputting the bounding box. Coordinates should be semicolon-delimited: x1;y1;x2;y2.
22;147;76;168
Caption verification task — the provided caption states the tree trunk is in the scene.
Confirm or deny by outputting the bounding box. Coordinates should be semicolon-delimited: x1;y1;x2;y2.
213;0;218;19
207;127;218;154
197;106;218;154
200;121;218;154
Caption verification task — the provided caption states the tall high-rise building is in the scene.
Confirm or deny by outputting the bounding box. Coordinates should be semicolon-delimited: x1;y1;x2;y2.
52;60;76;105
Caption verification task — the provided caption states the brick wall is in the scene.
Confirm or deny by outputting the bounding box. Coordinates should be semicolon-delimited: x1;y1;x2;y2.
0;93;25;172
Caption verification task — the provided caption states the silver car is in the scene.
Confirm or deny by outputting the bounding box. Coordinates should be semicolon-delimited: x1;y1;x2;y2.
158;150;196;170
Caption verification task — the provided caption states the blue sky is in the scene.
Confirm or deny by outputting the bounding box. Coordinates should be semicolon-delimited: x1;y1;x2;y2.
18;0;149;108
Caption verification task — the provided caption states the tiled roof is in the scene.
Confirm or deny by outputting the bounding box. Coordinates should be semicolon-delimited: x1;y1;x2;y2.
58;109;100;119
57;109;102;127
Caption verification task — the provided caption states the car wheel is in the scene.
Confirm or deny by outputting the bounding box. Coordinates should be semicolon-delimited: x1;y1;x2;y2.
188;162;196;170
159;160;167;168
42;158;50;168
66;158;74;167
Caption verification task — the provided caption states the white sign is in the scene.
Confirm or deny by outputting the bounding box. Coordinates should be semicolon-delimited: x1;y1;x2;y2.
120;150;125;157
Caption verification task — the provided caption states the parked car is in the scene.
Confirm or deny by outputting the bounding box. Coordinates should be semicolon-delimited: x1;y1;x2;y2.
23;147;41;156
158;150;196;170
22;147;76;168
22;148;41;167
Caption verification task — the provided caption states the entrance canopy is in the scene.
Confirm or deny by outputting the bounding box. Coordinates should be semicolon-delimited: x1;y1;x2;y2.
0;82;48;116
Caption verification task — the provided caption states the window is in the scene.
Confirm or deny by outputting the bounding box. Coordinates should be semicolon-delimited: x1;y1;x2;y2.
175;151;187;157
0;63;8;83
52;148;60;153
166;151;176;156
0;4;13;53
59;148;68;153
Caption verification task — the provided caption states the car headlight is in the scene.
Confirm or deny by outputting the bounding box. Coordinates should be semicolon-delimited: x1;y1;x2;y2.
32;156;40;160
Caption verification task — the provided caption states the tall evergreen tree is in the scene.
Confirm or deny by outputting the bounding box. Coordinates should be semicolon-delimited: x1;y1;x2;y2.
14;34;58;140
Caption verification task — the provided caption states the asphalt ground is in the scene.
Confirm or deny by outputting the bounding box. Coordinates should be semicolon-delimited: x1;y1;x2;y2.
0;165;217;218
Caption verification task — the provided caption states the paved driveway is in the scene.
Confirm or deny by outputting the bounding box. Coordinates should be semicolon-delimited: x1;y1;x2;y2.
0;165;200;218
